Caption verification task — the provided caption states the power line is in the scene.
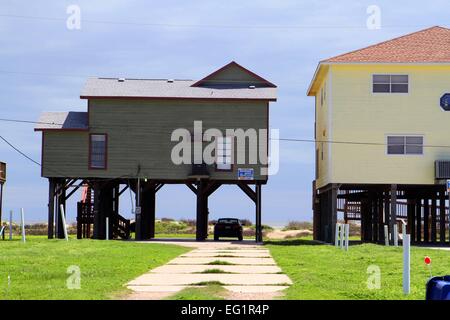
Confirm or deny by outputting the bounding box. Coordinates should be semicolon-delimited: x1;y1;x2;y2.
0;134;139;182
0;118;63;126
0;13;430;30
0;135;41;166
2;117;449;149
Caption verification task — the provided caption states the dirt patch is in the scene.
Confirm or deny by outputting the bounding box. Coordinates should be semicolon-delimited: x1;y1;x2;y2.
266;229;312;240
224;291;283;300
125;291;174;300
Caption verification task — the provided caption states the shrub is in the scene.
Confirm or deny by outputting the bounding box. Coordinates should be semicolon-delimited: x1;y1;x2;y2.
240;219;252;227
180;219;196;227
155;220;188;234
283;221;313;231
248;224;273;231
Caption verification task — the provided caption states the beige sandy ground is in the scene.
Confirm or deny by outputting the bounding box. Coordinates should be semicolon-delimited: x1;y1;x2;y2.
123;239;292;300
266;229;313;239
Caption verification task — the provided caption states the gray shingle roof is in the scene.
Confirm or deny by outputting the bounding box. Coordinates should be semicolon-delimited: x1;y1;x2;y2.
80;78;277;100
34;112;88;130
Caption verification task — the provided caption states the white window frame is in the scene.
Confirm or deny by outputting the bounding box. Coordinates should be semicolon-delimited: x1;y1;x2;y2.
385;134;424;156
372;74;409;95
216;136;233;171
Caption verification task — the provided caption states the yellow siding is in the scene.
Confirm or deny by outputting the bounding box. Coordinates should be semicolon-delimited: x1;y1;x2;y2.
315;70;331;188
326;64;450;185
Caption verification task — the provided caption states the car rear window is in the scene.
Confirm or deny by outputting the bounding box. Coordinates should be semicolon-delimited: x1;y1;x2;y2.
218;219;239;224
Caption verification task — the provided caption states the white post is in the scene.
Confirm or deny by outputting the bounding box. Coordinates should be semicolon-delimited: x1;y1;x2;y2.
384;225;389;246
402;222;406;243
335;223;340;247
344;224;350;251
9;210;12;240
403;234;411;294
340;223;344;250
20;208;26;243
59;204;68;241
393;224;399;247
106;217;109;241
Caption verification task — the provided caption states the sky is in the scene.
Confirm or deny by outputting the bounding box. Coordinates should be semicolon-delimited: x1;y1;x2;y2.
0;0;449;226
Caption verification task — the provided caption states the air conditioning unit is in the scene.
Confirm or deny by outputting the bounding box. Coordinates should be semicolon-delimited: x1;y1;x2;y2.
435;160;450;179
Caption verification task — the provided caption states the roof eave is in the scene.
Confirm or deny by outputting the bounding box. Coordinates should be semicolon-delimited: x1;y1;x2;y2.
80;95;276;101
307;62;329;97
34;128;89;132
191;61;277;88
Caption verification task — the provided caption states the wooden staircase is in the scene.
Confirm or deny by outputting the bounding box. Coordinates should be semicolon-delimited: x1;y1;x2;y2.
77;185;130;239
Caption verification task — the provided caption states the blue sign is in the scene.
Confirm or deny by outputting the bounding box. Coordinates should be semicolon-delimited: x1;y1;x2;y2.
238;168;254;180
440;94;450;111
447;180;450;192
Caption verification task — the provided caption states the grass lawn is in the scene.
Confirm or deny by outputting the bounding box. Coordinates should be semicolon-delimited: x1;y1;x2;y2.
0;236;188;300
267;238;450;300
168;284;225;300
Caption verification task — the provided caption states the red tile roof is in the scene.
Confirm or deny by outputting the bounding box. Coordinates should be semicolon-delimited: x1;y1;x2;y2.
324;26;450;63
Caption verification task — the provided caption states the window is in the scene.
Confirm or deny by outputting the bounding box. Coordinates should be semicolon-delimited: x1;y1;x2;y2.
90;134;107;169
387;136;423;155
216;136;232;170
373;75;408;93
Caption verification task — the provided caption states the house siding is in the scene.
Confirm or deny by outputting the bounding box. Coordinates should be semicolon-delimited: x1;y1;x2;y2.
42;99;268;180
315;70;331;189
329;64;450;185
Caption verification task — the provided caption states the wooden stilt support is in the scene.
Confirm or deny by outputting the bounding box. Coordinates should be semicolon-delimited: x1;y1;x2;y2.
255;182;262;242
48;178;56;239
141;182;156;240
372;195;379;243
431;197;437;243
329;185;338;244
0;183;3;227
135;178;143;240
56;178;67;239
361;198;370;242
416;198;422;243
389;184;397;245
440;190;446;243
196;180;206;241
384;190;390;230
424;199;429;243
203;196;209;240
378;194;384;243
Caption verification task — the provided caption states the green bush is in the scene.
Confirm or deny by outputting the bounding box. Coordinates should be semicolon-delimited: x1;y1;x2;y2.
283;221;313;231
248;224;273;231
155;220;190;234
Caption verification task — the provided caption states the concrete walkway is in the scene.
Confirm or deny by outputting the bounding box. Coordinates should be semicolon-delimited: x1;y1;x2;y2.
126;239;292;300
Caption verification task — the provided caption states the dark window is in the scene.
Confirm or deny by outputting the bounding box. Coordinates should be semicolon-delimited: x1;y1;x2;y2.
373;75;408;93
387;136;423;155
218;218;240;224
90;134;107;169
